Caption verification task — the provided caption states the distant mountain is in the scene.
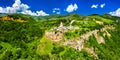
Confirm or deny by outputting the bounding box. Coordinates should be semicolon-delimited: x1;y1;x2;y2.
0;13;8;17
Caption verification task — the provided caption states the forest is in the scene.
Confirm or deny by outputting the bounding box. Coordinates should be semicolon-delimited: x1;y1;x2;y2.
0;13;120;60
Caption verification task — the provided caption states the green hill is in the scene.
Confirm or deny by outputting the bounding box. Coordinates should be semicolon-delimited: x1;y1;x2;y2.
0;13;120;60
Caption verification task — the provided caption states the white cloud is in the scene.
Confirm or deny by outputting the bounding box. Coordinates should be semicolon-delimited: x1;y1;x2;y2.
52;8;60;14
21;10;37;16
91;3;106;9
21;10;49;16
0;0;49;16
37;10;49;16
100;3;105;8
53;8;60;11
53;10;55;13
91;4;98;8
0;7;3;12
66;3;78;13
12;0;29;10
74;4;78;10
109;8;120;17
0;0;29;13
56;12;60;14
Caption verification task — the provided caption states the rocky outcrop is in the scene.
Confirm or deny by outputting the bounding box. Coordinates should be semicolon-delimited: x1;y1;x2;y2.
63;25;115;50
94;34;105;44
84;47;98;58
63;29;99;51
62;25;115;58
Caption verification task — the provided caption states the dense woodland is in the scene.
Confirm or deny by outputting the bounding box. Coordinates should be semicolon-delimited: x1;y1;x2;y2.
0;13;120;60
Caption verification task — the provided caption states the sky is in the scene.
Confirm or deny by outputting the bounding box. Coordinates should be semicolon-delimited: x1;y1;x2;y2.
0;0;120;16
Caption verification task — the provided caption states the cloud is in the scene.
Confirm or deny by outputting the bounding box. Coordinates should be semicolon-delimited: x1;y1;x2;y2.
21;10;49;16
37;10;49;16
21;10;37;16
0;0;29;13
66;3;78;13
100;3;105;8
56;12;60;14
91;4;98;8
91;3;106;9
52;8;60;14
109;8;120;17
0;0;49;16
12;0;29;11
53;8;60;11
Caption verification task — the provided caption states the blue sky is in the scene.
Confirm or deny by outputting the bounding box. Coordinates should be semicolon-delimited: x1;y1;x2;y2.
0;0;120;16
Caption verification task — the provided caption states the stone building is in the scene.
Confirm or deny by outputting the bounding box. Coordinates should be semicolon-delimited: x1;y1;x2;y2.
45;20;78;41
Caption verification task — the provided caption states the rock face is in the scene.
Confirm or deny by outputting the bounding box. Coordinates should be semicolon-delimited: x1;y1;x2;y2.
63;25;115;50
94;34;105;44
84;47;98;58
62;25;115;59
63;29;99;51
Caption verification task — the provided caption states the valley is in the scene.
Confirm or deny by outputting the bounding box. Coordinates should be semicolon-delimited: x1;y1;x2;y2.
0;14;120;60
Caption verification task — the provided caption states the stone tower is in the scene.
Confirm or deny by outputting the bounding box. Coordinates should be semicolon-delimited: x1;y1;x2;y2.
69;20;75;30
59;22;63;27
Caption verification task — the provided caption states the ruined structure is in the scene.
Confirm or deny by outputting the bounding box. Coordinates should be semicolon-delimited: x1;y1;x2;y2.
45;20;78;41
45;31;63;41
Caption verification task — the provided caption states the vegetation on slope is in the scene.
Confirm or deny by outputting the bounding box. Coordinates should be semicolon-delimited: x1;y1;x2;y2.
0;13;120;60
0;15;44;59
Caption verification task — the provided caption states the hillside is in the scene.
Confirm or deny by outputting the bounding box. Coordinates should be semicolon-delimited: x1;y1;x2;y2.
0;14;120;60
